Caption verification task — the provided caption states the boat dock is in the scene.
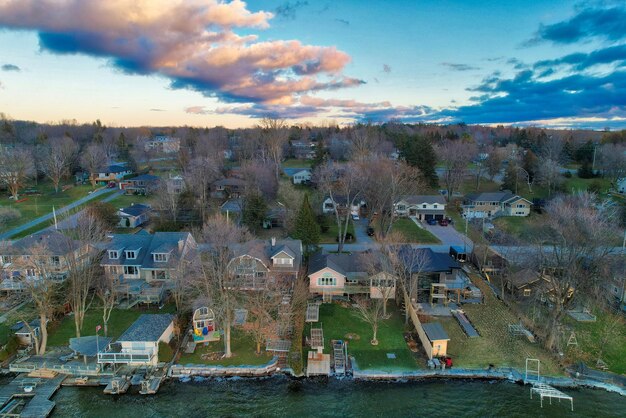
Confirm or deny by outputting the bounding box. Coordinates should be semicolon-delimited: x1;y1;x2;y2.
530;383;574;411
103;377;130;395
0;374;65;418
139;376;164;395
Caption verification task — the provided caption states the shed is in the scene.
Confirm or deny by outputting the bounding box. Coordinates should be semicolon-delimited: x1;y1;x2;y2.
421;322;449;357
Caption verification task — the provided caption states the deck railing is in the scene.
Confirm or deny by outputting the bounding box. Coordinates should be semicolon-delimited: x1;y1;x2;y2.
97;351;153;364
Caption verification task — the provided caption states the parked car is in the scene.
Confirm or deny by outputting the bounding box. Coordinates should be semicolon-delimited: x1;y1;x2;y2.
439;219;449;226
366;226;375;236
107;182;117;188
351;213;360;221
427;218;438;225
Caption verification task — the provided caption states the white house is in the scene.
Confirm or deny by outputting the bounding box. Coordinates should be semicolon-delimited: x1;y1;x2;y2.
322;195;365;215
142;135;181;154
118;204;152;228
283;168;312;185
617;177;626;194
98;314;175;366
394;195;446;220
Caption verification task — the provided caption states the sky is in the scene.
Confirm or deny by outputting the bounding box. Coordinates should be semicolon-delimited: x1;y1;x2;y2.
1;0;626;129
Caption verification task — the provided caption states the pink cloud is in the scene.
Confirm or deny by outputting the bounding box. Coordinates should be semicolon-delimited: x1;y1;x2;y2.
0;0;360;103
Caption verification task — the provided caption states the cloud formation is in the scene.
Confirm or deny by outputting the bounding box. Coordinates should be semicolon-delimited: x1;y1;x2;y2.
528;5;626;45
441;62;480;72
0;0;359;104
1;64;20;72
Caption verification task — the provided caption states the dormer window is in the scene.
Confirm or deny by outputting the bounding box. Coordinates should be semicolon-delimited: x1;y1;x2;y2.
153;253;168;262
125;250;137;260
433;204;437;209
422;204;427;208
109;250;119;260
273;257;293;266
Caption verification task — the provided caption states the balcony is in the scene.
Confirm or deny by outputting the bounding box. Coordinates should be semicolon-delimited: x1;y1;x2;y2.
97;344;154;364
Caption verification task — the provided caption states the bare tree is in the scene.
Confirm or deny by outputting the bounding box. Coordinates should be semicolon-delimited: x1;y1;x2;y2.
315;161;362;252
96;273;116;337
597;144;626;186
243;281;284;354
80;144;107;189
353;296;385;345
437;140;475;201
532;192;617;350
350;124;380;162
0;146;35;200
359;157;423;237
258;117;289;181
194;215;252;358
153;180;180;222
486;147;504;181
184;156;222;221
240;159;278;200
39;137;78;193
536;157;563;196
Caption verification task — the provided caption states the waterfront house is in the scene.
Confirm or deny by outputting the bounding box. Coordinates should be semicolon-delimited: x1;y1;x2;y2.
0;231;92;291
100;232;197;305
118;204;152;228
307;251;396;300
98;314;175;366
394;195;447;221
462;191;531;219
120;174;160;195
322;195;365;215
226;238;303;288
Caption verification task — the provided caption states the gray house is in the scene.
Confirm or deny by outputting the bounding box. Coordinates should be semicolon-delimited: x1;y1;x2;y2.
118;204;152;228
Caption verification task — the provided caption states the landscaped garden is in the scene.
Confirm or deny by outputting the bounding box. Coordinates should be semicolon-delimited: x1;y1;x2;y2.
177;328;273;366
310;302;420;371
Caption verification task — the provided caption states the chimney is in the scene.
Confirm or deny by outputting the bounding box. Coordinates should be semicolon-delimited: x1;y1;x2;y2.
271;237;276;248
178;239;184;252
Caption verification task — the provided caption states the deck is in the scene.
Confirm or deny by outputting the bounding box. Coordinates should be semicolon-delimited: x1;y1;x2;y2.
0;374;65;418
306;351;330;377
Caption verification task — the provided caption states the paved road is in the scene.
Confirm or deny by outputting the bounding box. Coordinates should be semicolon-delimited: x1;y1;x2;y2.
0;187;117;240
42;190;124;231
420;220;473;250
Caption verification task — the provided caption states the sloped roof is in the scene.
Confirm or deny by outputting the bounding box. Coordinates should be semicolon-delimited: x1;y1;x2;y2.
422;322;450;341
397;246;461;273
99;163;130;173
230;239;303;272
307;251;382;277
283;168;312;177
507;268;541;289
399;195;446;205
119;204;152;217
6;230;84;256
117;314;174;342
70;336;113;356
101;232;194;268
465;191;518;203
128;174;160;182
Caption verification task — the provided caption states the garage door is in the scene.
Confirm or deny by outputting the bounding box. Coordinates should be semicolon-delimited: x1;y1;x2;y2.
424;214;434;220
434;214;444;220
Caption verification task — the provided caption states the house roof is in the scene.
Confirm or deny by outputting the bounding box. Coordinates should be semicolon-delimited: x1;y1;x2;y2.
5;230;84;256
117;314;174;342
101;232;194;269
308;251;382;277
119;204;152;217
128;174;160;182
507;268;541;289
99;163;130;173
422;322;450;341
230;239;302;273
283;168;312;177
214;177;246;187
220;198;244;213
397;246;461;273
399;195;446;205
465;190;530;204
70;336;113;356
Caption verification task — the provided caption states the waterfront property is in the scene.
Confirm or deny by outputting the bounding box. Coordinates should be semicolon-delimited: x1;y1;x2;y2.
100;232;197;306
462;191;531;219
307;251;396;300
0;230;93;291
394;195;447;221
98;314;175;366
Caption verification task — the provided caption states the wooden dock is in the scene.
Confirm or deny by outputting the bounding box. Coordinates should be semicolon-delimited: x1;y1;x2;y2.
0;374;65;418
139;376;164;395
103;377;130;395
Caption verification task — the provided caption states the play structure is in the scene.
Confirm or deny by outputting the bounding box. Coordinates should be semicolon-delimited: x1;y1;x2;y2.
192;307;220;343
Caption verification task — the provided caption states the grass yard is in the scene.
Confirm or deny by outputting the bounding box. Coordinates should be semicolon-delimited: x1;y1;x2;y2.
459;178;501;195
492;214;545;241
0;182;95;233
440;272;563;376
309;302;420;371
563;176;612;194
282;158;313;168
177;328;273;366
320;217;356;244
563;310;626;375
107;193;155;209
47;304;177;347
389;218;440;244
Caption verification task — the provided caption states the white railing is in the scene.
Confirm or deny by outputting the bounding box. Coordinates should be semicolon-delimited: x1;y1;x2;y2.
98;351;153;364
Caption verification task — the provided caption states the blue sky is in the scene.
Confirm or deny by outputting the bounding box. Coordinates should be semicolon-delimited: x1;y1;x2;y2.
0;0;625;128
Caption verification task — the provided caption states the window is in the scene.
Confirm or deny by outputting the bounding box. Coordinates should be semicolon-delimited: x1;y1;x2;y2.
318;277;336;286
433;204;437;209
274;257;293;266
517;204;525;208
125;250;137;259
109;251;119;259
523;288;532;297
422;204;427;208
153;253;168;262
124;265;138;275
397;205;406;211
51;256;60;266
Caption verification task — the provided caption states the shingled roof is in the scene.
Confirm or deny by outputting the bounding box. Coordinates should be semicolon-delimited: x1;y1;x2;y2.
117;314;174;342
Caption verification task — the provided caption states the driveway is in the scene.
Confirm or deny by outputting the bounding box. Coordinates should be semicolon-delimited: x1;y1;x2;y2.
0;187;117;240
353;217;374;245
421;220;473;251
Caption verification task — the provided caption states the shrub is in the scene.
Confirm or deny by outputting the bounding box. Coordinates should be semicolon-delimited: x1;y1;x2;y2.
588;180;604;194
562;171;572;178
0;207;21;224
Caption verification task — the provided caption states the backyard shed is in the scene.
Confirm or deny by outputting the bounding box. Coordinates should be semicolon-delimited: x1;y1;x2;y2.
421;322;449;357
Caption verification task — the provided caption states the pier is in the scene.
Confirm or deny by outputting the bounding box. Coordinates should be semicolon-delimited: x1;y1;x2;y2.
0;374;65;418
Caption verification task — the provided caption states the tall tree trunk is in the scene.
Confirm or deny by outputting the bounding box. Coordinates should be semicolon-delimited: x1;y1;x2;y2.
224;318;232;358
74;314;82;338
39;313;48;355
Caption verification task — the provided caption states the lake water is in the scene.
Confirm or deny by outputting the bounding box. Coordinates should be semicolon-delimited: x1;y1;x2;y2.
50;377;626;417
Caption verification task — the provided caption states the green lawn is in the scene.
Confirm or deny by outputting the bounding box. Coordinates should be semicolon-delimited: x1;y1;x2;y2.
177;328;273;366
310;303;419;371
0;323;10;346
563;310;626;375
564;176;612;194
282;159;313;168
388;218;440;244
0;182;96;233
440;273;563;376
320;217;356;244
107;193;154;209
459;178;501;195
493;215;545;241
47;304;177;347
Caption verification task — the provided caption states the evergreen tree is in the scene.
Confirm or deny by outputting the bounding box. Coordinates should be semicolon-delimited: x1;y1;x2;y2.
293;194;320;252
310;141;327;169
522;150;538;182
242;193;267;233
399;135;438;187
502;163;519;194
